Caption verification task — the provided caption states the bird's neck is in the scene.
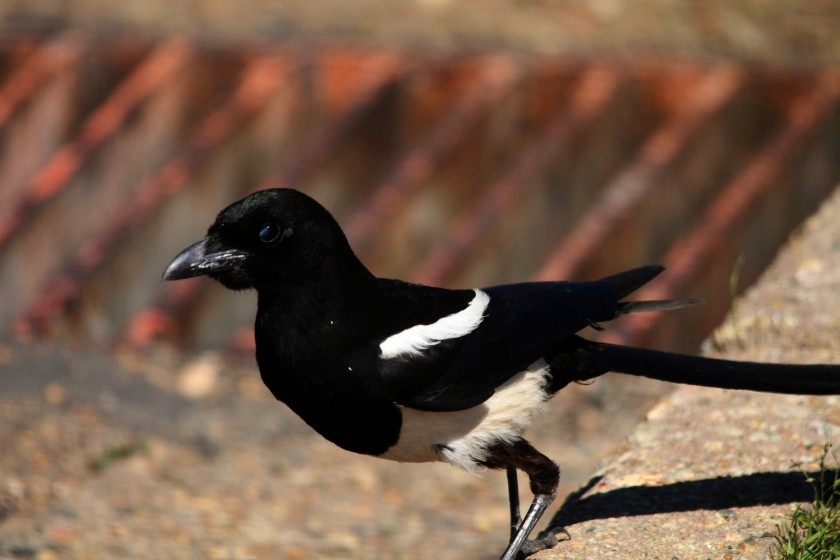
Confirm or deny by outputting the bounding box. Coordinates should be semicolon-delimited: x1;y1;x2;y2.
256;248;379;336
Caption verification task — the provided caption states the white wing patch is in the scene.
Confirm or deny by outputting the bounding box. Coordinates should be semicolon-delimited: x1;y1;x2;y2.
379;289;489;359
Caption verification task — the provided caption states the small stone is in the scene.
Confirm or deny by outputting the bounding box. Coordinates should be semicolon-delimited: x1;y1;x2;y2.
177;354;221;399
0;344;11;366
43;383;66;406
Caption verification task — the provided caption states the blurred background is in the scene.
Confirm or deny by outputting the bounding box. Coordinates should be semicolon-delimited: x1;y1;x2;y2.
1;2;840;559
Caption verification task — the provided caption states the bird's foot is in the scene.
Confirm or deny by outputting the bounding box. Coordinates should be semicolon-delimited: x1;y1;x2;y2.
518;526;570;558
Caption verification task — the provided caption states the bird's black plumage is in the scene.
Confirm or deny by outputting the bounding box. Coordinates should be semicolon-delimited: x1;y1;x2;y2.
163;188;840;560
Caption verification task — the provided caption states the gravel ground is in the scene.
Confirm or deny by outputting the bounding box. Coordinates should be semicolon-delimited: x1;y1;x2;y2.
0;337;669;559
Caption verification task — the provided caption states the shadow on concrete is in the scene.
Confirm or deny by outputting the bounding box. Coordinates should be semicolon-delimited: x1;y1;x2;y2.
549;470;836;529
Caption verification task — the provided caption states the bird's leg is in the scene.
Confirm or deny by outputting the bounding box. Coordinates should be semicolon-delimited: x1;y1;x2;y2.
506;467;521;543
502;493;557;560
482;440;570;560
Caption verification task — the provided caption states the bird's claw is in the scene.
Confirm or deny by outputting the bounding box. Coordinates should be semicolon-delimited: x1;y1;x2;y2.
518;526;571;558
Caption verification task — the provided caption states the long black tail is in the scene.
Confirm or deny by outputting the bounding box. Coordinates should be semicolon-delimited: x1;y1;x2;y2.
555;336;840;395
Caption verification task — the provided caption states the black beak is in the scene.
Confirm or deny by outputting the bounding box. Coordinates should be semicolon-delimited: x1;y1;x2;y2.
163;237;249;281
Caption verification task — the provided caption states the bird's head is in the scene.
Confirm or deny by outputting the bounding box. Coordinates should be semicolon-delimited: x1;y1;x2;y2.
163;188;354;291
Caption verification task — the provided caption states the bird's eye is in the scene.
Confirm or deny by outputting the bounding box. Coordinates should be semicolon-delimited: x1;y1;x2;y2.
258;223;282;243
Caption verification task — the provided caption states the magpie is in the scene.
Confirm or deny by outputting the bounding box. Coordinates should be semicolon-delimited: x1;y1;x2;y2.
163;188;840;560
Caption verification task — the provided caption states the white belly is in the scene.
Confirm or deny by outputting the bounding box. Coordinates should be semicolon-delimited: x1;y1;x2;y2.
378;361;551;473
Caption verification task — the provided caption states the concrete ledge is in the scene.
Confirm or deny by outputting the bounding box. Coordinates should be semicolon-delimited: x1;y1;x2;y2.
542;389;839;559
538;184;840;559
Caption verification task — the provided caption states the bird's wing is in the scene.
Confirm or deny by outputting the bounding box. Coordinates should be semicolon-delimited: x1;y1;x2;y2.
378;266;666;411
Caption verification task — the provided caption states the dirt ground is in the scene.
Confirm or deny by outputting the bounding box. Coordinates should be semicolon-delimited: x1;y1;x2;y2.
0;335;673;559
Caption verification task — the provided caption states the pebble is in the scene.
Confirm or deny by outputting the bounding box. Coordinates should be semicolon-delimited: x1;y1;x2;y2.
177;354;221;399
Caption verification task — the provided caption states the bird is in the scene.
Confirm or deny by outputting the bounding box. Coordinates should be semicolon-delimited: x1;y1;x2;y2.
163;188;840;560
